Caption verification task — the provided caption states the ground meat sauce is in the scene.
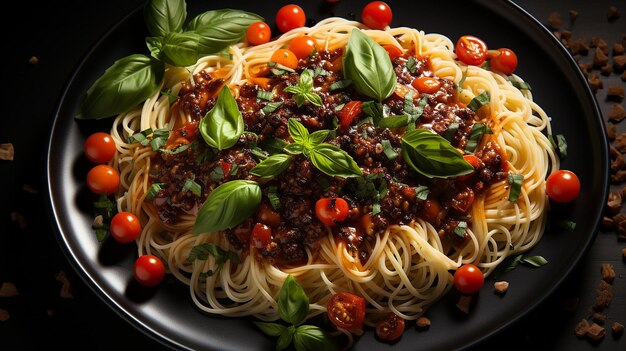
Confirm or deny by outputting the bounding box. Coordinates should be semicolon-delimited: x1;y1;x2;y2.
149;49;508;267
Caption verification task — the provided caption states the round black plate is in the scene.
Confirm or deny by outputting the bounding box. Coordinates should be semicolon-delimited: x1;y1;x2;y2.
46;0;608;350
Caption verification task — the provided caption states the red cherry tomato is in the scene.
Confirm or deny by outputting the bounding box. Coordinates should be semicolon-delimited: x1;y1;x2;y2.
270;49;299;69
84;132;116;164
375;313;405;342
246;21;272;46
453;263;484;294
275;4;306;33
455;35;488;66
86;165;120;195
362;1;393;30
382;44;403;60
411;76;442;94
546;170;580;203
489;48;518;75
457;155;481;181
133;254;165;287
220;160;233;177
337;100;362;130
110;212;142;243
288;35;319;59
315;197;349;226
252;223;272;249
327;292;366;330
256;202;281;227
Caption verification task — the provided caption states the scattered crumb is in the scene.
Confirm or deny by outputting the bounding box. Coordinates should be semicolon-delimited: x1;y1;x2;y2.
416;316;431;329
615;42;625;55
607;122;617;140
22;184;38;194
614;55;626;72
575;319;590;338
607;84;625;102
592;311;606;324
493;281;509;295
569;10;578;22
28;56;38;65
607;6;620;22
0;143;14;161
548;11;561;29
600;263;616;283
55;271;75;299
456;295;472;314
588;72;603;93
608;103;626;123
594;48;609;68
0;282;19;297
0;309;9;322
587;323;606;341
612;322;624;338
92;215;104;229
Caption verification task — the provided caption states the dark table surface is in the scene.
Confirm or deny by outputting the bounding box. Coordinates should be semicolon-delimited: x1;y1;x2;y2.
1;0;624;350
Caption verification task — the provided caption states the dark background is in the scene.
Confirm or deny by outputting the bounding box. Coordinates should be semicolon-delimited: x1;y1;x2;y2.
1;0;624;350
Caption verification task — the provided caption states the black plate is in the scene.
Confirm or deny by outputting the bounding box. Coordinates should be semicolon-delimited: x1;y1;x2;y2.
45;0;608;350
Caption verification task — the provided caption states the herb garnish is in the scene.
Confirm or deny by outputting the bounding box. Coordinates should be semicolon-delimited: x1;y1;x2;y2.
283;69;322;107
467;91;490;111
548;134;567;160
401;129;473;178
187;243;239;277
199;85;244;150
507;173;524;202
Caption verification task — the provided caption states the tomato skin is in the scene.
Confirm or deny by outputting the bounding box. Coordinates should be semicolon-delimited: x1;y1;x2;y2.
252;223;272;249
455;35;488;66
411;76;441;94
256;202;281;227
275;4;306;33
375;313;405;342
463;154;481;168
489;48;518;75
110;212;142;243
453;263;484;294
84;132;116;164
270;49;299;69
315;197;350;226
246;21;271;46
546;170;580;203
86;165;120;195
327;292;366;330
362;1;393;30
289;35;318;59
133;255;165;287
337;100;362;130
382;44;403;60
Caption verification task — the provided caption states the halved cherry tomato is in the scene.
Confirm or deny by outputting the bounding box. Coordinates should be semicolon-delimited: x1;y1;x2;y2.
133;254;165;287
315;197;349;226
362;1;393;30
382;44;403;60
84;132;116;164
337;100;362;130
252;223;272;248
455;35;488;66
375;313;405;342
463;154;481;168
220;160;233;177
546;170;580;203
110;212;142;243
289;35;318;59
246;21;271;46
256;202;281;227
270;49;298;69
411;76;441;94
327;292;366;330
276;4;306;33
453;263;484;294
86;165;120;195
489;48;518;75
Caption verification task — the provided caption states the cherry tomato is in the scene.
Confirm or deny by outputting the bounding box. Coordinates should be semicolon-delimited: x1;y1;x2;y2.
327;292;366;330
337;100;362;130
133;254;165;287
375;313;405;342
411;76;441;94
270;49;298;70
84;132;116;164
246;21;271;46
455;35;488;66
453;263;484;294
463;154;481;168
220;160;232;177
315;197;350;226
256;202;281;227
489;48;518;75
252;223;272;249
275;4;306;33
110;212;142;243
288;35;318;59
86;165;120;195
546;170;580;203
383;44;403;60
362;1;393;30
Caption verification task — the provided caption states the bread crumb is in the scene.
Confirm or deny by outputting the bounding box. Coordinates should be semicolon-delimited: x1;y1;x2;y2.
0;309;10;322
612;322;624;337
456;295;472;314
416;316;431;329
586;323;606;341
55;271;75;299
493;281;509;295
607;6;620;22
600;263;616;283
0;143;14;161
0;282;19;297
575;319;590;338
28;56;39;65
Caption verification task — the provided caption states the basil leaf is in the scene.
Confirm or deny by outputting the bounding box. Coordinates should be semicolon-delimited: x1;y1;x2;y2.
284;143;305;155
76;54;164;120
559;220;576;232
144;0;186;37
361;101;384;125
310;144;363;178
293;325;337;351
277;326;296;351
329;79;352;92
200;86;244;150
256;90;274;101
504;254;523;273
414;185;429;200
401;129;474;178
378;114;409;128
284;70;322;107
268;185;281;211
262;101;283;114
160;31;207;67
454;221;468;237
520;255;548;267
465;123;493;153
467;91;490;111
259;137;289;155
188;243;239;264
182;178;202;196
381;139;398;160
509;75;532;90
548;134;567;160
278;275;309;325
250;154;293;178
444;123;459;142
146;37;163;59
308;130;330;147
288;118;310;145
253;322;286;337
146;183;165;200
507;173;524;202
192;180;261;234
407;57;417;73
343;29;397;102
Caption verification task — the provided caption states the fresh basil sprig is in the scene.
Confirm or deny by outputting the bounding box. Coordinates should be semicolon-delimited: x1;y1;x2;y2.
144;0;186;37
254;275;337;351
507;173;524;202
199;86;244;150
401;129;473;178
192;180;261;234
343;29;397;102
250;154;293;178
187;242;239;277
284;69;322;107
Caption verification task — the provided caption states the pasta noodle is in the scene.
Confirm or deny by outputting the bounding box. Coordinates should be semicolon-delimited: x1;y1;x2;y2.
109;17;556;338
